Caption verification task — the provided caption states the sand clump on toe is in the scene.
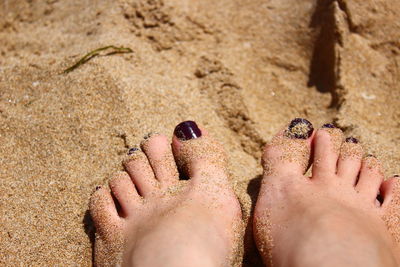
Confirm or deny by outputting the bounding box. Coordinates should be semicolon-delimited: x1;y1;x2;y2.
1;0;400;266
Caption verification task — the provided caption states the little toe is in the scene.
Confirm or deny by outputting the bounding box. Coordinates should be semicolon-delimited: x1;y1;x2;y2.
140;133;179;188
90;186;122;238
262;118;314;178
379;176;399;209
355;155;384;202
337;137;363;185
311;125;343;179
171;120;228;186
109;171;142;217
123;148;159;197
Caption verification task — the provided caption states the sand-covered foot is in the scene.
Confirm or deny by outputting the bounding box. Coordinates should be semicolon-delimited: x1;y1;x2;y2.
254;119;400;267
89;121;242;267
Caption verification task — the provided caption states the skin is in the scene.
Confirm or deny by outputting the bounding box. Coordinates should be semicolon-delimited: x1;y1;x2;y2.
90;122;399;267
254;126;400;267
89;131;242;267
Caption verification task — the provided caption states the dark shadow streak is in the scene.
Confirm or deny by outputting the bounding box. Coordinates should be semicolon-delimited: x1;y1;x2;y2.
83;209;95;266
242;175;265;267
308;0;338;107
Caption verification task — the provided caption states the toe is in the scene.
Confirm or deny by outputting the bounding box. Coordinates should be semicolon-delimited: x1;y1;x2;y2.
262;118;314;177
123;148;159;197
109;171;142;217
171;120;228;186
311;125;343;179
380;177;400;245
90;186;122;237
337;137;363;185
140;133;179;188
380;176;399;209
355;155;384;202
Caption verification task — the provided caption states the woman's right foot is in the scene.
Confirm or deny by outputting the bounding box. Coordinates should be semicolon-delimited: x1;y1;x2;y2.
89;121;242;267
254;119;400;267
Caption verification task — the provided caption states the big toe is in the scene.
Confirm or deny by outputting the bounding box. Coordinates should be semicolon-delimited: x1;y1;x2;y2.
172;121;229;189
262;118;314;178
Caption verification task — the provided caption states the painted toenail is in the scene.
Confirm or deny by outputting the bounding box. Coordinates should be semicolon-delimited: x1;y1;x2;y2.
366;154;375;158
143;132;159;140
174;120;202;141
345;137;358;144
322;123;336;128
285;118;313;139
394;174;399;177
95;186;102;191
127;147;140;155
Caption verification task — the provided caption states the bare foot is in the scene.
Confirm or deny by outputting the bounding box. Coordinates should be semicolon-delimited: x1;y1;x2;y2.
89;121;242;267
254;119;400;267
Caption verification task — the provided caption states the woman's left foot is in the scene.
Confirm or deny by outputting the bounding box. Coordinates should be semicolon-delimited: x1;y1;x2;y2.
89;121;243;267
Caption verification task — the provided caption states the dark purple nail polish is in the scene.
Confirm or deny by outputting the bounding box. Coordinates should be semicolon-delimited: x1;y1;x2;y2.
286;118;314;139
394;174;399;178
174;120;202;141
127;147;139;155
366;154;375;158
322;123;336;129
95;186;102;191
345;137;358;144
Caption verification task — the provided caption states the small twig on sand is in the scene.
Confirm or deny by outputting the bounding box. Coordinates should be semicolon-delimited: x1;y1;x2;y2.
62;45;133;74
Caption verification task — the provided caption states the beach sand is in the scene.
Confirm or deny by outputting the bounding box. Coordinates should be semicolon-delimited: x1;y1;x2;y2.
0;0;399;265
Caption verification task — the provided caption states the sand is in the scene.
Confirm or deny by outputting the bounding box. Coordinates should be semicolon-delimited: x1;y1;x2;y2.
0;0;399;265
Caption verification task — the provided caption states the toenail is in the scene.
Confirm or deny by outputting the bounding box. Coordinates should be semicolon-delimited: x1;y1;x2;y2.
345;137;358;144
95;186;102;191
174;120;202;141
285;118;313;139
322;123;336;128
127;147;140;155
366;154;375;158
143;132;159;140
394;174;399;177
